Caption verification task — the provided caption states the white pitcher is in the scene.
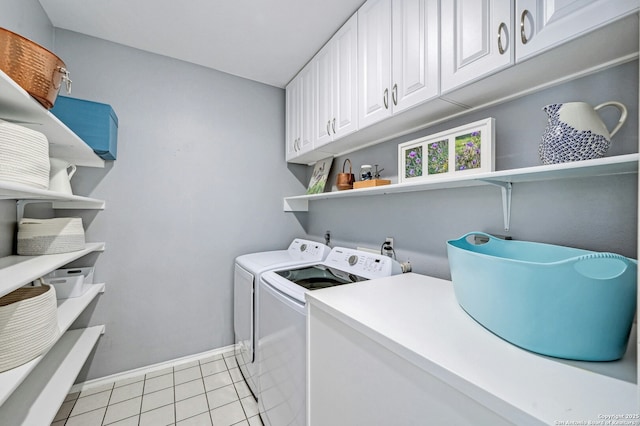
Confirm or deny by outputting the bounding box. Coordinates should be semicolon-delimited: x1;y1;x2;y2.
48;158;76;195
539;101;627;164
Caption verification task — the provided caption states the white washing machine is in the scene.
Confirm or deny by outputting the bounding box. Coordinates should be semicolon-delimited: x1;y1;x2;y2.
257;247;403;426
234;238;330;399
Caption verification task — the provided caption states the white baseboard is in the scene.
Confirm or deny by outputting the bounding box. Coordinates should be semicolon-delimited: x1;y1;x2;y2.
70;344;236;394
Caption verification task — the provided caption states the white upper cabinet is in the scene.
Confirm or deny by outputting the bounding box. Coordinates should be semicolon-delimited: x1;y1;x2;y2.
286;62;314;161
359;0;439;129
315;13;359;149
515;0;639;61
358;0;393;128
441;0;513;94
392;0;439;113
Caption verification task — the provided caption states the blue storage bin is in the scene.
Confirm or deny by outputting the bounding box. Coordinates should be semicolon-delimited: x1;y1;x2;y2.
50;95;118;160
447;232;637;361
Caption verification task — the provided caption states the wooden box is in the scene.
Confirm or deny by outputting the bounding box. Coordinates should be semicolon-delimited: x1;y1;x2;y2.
353;179;391;189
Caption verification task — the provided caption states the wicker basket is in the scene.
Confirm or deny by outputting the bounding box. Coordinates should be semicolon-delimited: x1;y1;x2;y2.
0;27;71;109
0;284;60;373
17;217;85;255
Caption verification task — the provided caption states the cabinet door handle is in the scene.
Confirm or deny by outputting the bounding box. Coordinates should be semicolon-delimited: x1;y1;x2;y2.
520;9;530;45
392;84;398;106
332;118;336;134
497;22;508;55
383;88;389;109
326;121;331;136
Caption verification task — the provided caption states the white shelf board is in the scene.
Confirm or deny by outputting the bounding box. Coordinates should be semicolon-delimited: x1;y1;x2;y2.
0;180;105;209
0;242;106;298
0;283;105;406
284;154;639;212
0;70;104;168
0;326;105;425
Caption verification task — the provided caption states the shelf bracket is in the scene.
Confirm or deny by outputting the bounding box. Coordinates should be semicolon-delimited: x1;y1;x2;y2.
479;180;512;231
16;200;46;222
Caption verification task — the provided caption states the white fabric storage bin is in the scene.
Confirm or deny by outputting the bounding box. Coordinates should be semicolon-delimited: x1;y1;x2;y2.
0;284;60;372
17;217;85;255
0;119;50;189
39;267;94;299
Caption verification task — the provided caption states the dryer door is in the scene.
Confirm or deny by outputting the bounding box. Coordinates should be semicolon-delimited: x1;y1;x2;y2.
234;263;258;394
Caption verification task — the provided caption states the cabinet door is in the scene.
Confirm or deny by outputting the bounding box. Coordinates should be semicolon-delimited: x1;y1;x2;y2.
516;0;639;61
299;63;315;154
285;77;301;161
315;43;333;148
333;13;359;140
358;0;392;129
392;0;439;113
441;0;513;94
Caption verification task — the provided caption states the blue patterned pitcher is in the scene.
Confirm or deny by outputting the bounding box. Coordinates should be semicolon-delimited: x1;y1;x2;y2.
539;101;627;164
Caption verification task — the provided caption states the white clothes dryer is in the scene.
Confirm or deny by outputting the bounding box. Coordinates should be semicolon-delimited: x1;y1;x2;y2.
233;239;330;398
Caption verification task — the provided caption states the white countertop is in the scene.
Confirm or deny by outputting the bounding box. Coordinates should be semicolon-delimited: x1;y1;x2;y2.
306;273;638;424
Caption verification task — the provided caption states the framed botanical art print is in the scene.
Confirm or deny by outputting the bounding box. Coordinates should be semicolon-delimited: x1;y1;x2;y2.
306;157;334;194
398;118;495;184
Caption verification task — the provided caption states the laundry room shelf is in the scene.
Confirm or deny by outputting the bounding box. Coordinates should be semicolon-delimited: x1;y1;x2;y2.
0;283;105;407
0;181;106;210
284;154;639;230
0;242;106;299
0;326;105;425
0;70;104;168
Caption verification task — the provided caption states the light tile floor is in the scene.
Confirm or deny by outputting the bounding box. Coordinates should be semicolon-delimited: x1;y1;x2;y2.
52;350;262;426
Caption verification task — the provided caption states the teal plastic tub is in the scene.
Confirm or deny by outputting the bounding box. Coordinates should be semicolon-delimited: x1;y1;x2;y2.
447;232;637;361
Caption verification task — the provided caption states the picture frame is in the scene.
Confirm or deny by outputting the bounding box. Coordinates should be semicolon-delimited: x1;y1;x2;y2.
306;157;334;194
398;118;495;184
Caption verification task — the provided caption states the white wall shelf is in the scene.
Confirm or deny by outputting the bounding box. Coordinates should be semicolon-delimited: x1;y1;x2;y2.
0;181;106;210
0;242;106;299
0;326;105;425
0;283;105;407
0;70;104;168
284;154;639;229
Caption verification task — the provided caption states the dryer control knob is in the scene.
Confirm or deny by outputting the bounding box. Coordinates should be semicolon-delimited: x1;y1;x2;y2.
348;255;358;266
300;244;307;251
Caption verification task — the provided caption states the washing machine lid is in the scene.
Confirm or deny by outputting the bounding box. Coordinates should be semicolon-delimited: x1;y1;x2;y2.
235;238;330;274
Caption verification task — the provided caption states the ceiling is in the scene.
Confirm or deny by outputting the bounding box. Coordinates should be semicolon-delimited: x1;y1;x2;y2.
38;0;365;88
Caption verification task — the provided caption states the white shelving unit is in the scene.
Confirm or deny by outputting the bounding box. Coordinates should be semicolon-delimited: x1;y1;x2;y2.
0;67;108;424
0;326;105;425
284;154;639;230
0;242;105;298
0;283;106;406
0;70;104;168
0;181;105;209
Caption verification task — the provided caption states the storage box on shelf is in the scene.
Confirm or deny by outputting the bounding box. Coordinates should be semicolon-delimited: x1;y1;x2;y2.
51;96;119;161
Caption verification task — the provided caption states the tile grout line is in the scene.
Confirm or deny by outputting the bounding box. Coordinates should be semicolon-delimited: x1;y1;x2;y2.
199;359;215;425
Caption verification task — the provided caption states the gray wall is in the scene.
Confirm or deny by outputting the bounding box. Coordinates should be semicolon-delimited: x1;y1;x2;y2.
308;61;638;279
49;31;306;380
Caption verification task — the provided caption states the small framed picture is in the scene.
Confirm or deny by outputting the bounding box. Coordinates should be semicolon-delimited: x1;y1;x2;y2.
398;118;494;184
306;157;333;194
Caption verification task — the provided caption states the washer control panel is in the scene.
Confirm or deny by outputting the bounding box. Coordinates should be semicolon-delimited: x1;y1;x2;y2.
324;247;402;279
288;239;331;261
